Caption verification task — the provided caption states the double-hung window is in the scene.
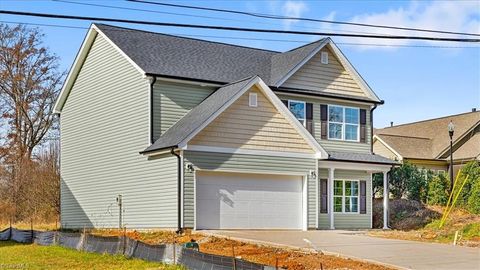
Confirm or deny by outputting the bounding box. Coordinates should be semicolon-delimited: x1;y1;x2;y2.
288;100;306;126
333;180;359;213
328;105;359;141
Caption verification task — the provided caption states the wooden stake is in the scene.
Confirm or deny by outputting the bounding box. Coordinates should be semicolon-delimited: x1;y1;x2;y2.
275;257;278;270
232;242;236;270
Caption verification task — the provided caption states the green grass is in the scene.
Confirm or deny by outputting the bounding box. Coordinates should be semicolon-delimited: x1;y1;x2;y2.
0;241;182;270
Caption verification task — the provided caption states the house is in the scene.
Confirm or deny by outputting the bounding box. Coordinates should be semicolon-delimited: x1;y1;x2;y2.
54;24;397;231
374;110;480;176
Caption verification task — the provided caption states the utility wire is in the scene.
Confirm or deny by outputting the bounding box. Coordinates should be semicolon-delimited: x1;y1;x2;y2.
128;0;480;37
3;20;480;49
1;10;479;42
52;0;388;36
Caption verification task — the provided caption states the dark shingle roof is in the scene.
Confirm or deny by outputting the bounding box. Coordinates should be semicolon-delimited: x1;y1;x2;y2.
95;24;324;86
328;151;399;165
141;76;256;153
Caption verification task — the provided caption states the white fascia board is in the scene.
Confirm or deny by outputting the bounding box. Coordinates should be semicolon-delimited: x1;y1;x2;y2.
186;145;319;159
53;24;146;114
318;160;392;172
275;39;329;87
373;135;403;161
53;27;97;114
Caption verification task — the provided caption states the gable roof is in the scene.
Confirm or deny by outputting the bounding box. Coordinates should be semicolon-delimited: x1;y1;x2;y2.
375;111;480;160
54;23;382;113
141;76;328;158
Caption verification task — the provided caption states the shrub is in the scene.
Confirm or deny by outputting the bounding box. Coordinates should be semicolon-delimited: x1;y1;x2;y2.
467;177;480;214
427;173;450;205
389;162;429;202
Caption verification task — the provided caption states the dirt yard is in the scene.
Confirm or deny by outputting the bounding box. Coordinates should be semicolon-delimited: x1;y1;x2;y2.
370;200;480;247
93;229;392;270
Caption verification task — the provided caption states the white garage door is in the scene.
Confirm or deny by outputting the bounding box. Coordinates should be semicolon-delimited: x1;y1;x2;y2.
196;171;303;230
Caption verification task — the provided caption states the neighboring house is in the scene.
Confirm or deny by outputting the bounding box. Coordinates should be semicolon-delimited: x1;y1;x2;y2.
374;110;480;176
54;24;396;231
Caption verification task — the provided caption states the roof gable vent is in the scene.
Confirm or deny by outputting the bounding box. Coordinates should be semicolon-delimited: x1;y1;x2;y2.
321;51;329;64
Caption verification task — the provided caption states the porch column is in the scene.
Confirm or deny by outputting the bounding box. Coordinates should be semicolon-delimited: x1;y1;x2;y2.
328;168;335;229
383;171;389;229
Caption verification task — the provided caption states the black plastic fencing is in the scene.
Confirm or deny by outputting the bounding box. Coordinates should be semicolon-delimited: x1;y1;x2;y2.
1;227;279;270
179;248;265;270
0;228;11;241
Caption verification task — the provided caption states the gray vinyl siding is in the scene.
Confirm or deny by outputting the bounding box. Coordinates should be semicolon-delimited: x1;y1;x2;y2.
60;34;178;229
152;81;214;141
183;151;317;229
318;168;372;229
277;94;371;154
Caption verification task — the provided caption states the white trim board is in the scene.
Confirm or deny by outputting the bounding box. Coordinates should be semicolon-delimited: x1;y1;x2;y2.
319;161;391;172
185;145;320;159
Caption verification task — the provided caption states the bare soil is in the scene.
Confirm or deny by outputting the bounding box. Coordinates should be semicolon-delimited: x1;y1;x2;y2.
94;229;393;270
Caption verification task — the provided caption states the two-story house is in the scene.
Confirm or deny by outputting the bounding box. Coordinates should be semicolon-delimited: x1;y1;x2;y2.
54;24;396;231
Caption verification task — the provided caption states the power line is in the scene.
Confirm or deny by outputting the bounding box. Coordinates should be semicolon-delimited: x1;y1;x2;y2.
127;0;480;37
2;20;480;49
52;0;391;36
1;10;479;42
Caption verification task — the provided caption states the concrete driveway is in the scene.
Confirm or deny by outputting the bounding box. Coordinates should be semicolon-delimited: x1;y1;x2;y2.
204;230;480;270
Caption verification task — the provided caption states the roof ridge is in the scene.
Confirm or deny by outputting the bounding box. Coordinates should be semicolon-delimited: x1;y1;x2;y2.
284;38;327;53
381;110;480;129
219;75;258;88
94;23;281;54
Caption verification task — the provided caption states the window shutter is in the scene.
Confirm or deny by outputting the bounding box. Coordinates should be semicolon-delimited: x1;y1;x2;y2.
360;180;367;214
281;99;288;107
306;103;313;134
320;178;328;213
320;104;328;139
360;109;367;143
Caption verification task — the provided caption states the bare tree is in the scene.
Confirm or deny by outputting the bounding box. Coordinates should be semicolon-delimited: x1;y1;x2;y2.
0;23;63;223
0;23;64;159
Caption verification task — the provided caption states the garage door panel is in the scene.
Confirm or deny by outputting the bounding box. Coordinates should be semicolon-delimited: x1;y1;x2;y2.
196;171;303;229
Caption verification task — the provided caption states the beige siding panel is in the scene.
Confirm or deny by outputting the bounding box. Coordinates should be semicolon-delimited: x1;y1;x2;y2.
61;35;178;229
190;86;315;154
373;140;399;160
318;168;372;229
277;94;371;154
282;47;367;97
183;151;317;229
152;81;214;141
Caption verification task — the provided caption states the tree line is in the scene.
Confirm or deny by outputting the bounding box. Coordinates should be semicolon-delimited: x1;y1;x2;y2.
0;24;63;224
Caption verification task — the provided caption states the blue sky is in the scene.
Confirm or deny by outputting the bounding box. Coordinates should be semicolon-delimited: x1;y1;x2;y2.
1;0;479;128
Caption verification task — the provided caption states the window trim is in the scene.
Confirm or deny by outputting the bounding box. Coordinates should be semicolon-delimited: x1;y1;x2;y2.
327;105;360;142
321;51;329;64
288;99;306;126
333;180;360;214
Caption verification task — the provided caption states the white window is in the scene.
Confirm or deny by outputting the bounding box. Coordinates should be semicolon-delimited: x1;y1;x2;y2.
321;51;329;64
328;105;359;141
334;180;359;213
249;92;257;107
288;100;306;126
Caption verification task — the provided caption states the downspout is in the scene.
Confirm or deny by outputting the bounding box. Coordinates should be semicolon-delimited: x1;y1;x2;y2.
149;76;157;144
171;148;182;234
370;103;378;153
